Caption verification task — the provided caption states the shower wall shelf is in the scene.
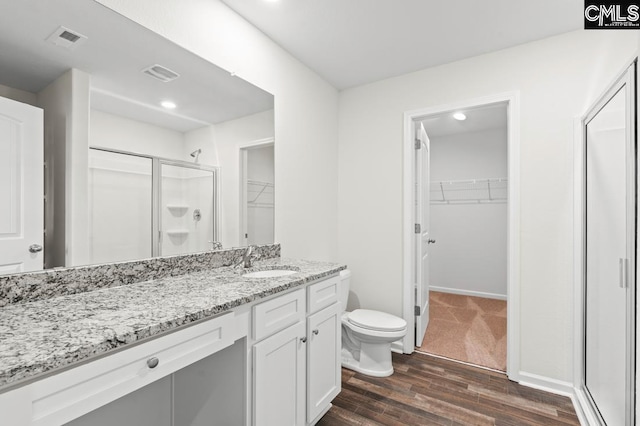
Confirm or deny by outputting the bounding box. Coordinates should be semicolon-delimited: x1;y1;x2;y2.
430;178;508;204
166;230;189;236
166;205;189;215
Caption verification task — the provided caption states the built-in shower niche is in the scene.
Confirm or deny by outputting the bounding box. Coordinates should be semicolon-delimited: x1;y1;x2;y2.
88;148;217;265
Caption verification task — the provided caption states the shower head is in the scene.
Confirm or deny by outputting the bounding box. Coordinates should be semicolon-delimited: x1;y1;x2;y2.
190;149;202;158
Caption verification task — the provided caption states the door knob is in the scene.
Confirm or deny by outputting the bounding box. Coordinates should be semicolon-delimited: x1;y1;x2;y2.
29;244;43;253
428;239;436;244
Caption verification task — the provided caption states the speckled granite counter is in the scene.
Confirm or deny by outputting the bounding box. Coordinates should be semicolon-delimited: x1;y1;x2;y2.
0;257;345;390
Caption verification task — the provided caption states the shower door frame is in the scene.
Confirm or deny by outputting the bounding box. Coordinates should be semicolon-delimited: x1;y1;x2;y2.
573;58;637;426
90;147;219;258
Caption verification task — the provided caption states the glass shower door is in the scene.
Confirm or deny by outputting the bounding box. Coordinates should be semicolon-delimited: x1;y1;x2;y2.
584;64;636;426
160;163;215;256
88;149;153;264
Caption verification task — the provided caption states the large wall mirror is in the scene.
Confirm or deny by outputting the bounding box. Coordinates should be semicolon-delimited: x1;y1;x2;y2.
0;0;275;275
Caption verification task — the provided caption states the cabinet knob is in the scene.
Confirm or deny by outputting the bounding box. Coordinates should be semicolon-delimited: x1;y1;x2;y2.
300;337;307;343
147;357;159;369
312;329;319;335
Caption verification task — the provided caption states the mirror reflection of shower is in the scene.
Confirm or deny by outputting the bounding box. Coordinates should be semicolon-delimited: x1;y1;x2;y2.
190;148;202;162
88;148;217;264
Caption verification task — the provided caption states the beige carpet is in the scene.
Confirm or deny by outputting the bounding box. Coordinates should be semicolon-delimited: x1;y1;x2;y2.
417;291;507;371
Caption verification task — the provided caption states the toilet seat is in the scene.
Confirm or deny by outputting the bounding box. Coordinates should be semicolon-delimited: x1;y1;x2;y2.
347;309;407;332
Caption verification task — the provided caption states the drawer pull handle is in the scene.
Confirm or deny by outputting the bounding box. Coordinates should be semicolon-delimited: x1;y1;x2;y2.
312;329;319;335
147;357;159;369
300;337;307;343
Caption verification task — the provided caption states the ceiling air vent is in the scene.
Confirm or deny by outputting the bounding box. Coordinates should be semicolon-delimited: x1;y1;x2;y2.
46;26;87;50
142;64;180;83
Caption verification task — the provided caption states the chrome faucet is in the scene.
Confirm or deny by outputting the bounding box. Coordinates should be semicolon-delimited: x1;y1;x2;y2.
236;245;255;268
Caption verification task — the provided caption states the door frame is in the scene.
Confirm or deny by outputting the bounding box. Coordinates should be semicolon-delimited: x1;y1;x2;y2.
239;137;275;246
402;91;521;380
572;57;637;426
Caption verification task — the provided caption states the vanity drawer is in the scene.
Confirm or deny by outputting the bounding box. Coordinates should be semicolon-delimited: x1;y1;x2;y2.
308;275;339;314
29;312;234;426
253;288;305;341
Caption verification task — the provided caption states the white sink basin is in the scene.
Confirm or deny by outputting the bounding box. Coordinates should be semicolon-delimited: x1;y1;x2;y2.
243;269;298;278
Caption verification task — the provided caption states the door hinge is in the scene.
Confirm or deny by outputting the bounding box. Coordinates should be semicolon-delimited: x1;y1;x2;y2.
415;139;421;150
414;305;420;316
414;223;421;234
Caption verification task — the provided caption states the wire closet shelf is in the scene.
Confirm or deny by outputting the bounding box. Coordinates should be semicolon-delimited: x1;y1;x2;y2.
430;178;508;204
247;179;274;208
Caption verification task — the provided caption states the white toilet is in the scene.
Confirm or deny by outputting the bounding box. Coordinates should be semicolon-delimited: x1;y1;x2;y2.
339;269;407;377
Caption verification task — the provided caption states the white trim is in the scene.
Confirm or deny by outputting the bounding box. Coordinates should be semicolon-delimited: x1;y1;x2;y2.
390;340;404;354
238;137;275;150
518;372;575;396
429;286;507;301
574;386;605;426
572;116;585;393
518;372;591;425
402;91;521;382
238;138;275;245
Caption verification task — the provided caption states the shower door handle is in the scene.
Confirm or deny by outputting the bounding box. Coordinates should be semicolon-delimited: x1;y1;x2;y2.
619;258;629;289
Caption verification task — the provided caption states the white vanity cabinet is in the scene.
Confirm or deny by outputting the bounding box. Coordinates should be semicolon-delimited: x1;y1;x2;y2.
253;276;341;426
0;312;236;426
0;271;343;426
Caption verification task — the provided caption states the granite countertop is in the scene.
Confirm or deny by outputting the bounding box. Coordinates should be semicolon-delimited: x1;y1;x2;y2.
0;258;345;390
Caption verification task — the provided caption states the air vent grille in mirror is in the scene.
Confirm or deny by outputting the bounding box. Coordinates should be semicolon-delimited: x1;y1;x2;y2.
46;26;87;50
142;64;180;83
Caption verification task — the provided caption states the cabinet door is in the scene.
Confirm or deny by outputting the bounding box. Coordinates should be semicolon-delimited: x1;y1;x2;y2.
254;321;306;426
307;303;341;424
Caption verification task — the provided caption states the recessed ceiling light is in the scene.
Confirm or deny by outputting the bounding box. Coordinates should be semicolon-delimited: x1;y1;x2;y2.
161;101;176;109
453;112;466;121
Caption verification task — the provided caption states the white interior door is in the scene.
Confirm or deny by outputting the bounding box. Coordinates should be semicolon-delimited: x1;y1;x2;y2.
584;63;635;426
415;123;431;347
0;96;43;274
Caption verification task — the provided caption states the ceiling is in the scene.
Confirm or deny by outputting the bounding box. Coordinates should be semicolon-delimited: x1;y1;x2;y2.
421;103;507;138
1;0;273;132
221;0;583;90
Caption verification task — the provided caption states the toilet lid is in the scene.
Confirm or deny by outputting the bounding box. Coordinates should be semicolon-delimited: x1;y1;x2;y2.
347;309;407;332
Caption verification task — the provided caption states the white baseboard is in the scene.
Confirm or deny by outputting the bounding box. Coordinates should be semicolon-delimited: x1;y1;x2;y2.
517;371;574;397
517;372;591;425
430;286;507;300
391;340;404;354
572;386;603;426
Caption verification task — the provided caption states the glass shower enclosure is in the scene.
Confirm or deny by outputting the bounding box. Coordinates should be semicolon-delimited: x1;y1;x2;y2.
88;148;218;264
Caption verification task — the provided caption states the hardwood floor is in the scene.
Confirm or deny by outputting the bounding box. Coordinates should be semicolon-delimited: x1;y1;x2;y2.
317;352;580;426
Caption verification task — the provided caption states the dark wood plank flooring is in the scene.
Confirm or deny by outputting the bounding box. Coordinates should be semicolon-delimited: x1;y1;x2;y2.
317;352;580;426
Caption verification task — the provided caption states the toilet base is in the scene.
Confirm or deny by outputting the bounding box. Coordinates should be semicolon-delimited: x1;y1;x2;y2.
341;341;394;377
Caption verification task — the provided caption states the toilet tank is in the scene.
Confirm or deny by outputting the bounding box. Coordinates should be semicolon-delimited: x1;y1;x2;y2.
339;269;351;311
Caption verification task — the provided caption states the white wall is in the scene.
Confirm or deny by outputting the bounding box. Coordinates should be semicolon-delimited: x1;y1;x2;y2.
90;110;185;159
37;69;91;269
338;30;638;383
0;84;36;106
96;0;339;261
430;128;507;298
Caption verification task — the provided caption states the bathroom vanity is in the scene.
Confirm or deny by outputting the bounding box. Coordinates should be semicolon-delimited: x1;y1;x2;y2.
0;246;344;425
